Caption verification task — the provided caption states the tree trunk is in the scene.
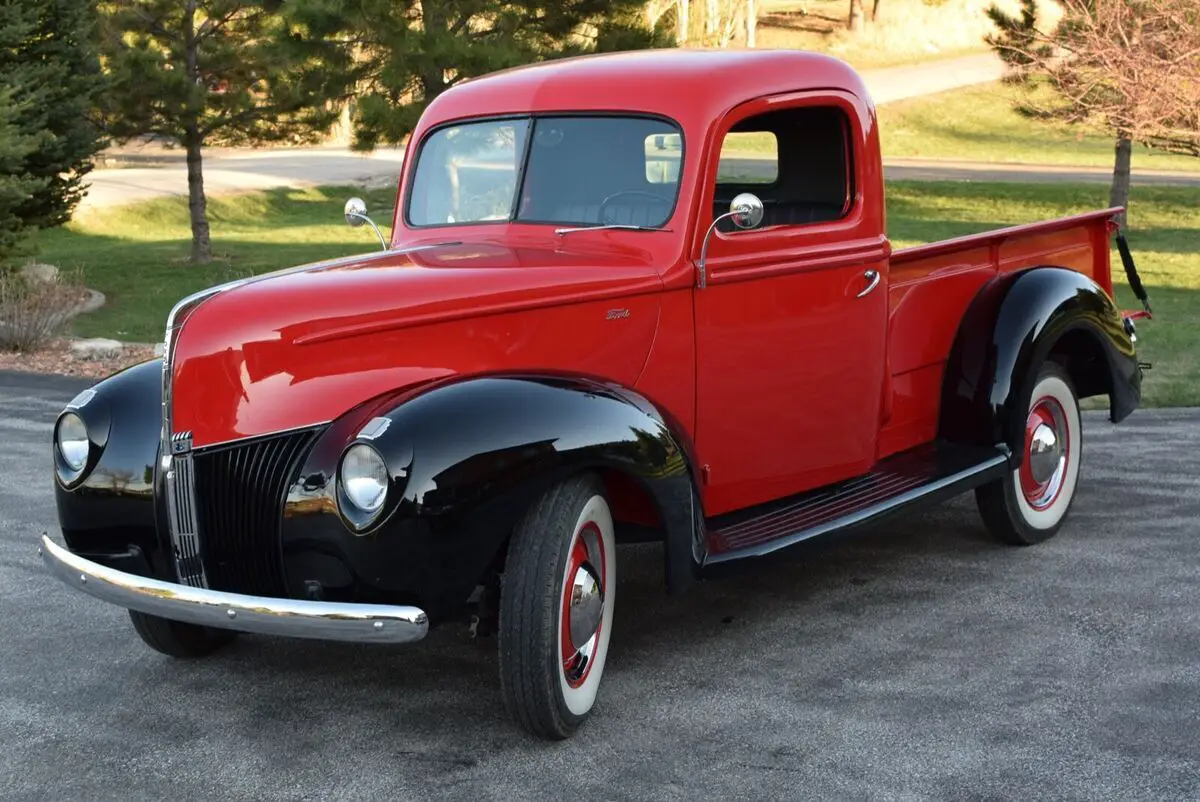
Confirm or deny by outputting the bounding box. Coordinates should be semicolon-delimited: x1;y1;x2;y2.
185;130;212;263
848;0;865;32
872;0;882;21
1109;134;1132;229
746;0;756;47
182;0;211;263
678;0;689;44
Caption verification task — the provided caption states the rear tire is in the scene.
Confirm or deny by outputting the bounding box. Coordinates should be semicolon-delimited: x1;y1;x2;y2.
498;474;616;740
128;610;238;658
976;362;1082;545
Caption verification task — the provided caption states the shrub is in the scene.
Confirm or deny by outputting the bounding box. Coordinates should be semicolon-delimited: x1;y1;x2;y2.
0;268;86;352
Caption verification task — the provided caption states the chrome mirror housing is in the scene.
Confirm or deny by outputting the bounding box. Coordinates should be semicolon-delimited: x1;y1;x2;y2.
344;197;368;227
697;192;765;289
729;192;764;230
343;197;387;251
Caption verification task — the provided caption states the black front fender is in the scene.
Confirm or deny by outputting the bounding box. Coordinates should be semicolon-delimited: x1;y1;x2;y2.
282;376;701;621
52;359;169;578
940;266;1140;462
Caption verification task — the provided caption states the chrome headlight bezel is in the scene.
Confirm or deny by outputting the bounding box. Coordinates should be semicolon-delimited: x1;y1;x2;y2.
337;442;391;531
53;393;109;489
56;412;90;471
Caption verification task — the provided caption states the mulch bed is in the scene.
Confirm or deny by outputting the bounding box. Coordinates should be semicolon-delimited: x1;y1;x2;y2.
0;339;157;380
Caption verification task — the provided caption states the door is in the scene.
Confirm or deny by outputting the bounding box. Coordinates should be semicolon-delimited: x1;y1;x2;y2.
693;96;890;516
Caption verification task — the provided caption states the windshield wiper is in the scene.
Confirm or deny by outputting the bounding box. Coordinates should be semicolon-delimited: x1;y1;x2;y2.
553;223;669;236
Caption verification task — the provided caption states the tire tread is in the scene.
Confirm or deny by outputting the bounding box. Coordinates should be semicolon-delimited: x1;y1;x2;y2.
498;474;604;739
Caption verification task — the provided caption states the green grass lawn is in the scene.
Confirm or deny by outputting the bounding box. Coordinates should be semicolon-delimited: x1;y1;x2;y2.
878;83;1200;172
886;181;1200;408
33;181;1199;406
41;185;398;342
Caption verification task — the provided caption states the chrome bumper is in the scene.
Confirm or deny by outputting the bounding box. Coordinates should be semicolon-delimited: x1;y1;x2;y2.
39;535;428;644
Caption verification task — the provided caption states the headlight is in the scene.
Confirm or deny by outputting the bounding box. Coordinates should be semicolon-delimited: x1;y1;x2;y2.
57;413;90;472
340;443;389;517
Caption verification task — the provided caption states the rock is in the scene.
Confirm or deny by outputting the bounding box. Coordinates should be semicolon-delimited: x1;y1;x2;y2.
153;342;166;357
21;262;59;284
71;338;124;361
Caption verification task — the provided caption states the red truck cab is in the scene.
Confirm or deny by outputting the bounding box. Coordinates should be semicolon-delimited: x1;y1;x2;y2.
44;50;1145;740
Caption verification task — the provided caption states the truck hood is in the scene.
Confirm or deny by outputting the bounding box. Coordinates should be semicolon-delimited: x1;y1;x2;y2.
170;239;665;446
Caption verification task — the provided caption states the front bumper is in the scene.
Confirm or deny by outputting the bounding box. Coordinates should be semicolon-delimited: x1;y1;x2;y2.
39;535;428;644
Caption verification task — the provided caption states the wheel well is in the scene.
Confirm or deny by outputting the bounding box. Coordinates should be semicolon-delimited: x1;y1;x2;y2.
1047;328;1112;401
599;468;665;541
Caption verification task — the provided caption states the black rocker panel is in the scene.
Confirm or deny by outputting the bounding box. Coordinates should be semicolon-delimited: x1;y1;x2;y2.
704;441;1010;566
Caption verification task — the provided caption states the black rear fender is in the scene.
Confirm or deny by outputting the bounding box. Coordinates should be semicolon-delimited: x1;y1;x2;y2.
940;266;1140;464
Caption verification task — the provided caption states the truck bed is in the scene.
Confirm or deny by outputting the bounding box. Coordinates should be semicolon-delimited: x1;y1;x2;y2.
878;207;1121;459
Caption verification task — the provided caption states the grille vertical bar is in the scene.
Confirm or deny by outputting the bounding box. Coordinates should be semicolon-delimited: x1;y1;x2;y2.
165;432;207;587
191;430;317;596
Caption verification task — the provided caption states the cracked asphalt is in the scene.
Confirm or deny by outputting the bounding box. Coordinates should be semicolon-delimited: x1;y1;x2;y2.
2;369;1199;801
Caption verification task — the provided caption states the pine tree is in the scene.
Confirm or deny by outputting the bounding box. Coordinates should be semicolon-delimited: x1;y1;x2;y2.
290;0;675;151
0;0;106;230
0;0;105;266
98;2;350;262
0;89;44;269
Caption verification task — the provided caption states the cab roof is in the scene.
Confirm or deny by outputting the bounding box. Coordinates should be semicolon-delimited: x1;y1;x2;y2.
418;49;871;132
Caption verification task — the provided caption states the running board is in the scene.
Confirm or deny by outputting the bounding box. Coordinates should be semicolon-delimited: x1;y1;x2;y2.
703;442;1011;570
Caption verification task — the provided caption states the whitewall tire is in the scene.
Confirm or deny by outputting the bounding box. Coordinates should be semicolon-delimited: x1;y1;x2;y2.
977;362;1082;545
499;474;616;739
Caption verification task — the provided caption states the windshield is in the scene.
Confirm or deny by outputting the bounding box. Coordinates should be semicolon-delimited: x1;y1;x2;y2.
406;115;683;229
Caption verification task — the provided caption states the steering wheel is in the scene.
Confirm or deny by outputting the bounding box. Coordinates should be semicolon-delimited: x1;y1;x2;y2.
597;191;670;226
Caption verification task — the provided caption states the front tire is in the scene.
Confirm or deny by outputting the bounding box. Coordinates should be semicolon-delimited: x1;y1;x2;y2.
499;474;616;739
128;610;238;658
976;362;1082;545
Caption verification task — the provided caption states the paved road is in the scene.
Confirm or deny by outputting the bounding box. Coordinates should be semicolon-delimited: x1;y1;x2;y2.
3;370;1200;799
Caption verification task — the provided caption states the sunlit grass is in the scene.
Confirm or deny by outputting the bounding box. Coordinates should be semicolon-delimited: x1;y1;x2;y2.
887;181;1200;407
878;83;1200;172
39;186;397;342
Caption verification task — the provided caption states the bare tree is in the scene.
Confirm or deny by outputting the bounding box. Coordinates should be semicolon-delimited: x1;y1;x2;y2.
987;0;1200;226
848;0;865;32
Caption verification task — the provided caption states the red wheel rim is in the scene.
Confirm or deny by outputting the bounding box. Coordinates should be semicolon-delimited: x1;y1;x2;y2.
1019;396;1070;510
561;521;606;688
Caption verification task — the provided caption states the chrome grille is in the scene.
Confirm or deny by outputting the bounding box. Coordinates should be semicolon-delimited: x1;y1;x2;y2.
191;430;318;596
165;432;207;587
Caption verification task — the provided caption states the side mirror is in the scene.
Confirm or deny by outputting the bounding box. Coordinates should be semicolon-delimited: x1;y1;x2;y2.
697;192;764;289
344;196;368;227
343;197;387;250
729;192;764;230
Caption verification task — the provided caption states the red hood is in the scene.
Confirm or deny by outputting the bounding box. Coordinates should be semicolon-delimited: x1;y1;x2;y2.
171;239;665;446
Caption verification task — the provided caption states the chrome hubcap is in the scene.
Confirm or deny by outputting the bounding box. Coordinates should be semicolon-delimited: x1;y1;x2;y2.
1021;397;1070;510
562;522;606;687
1028;422;1062;485
567;563;604;652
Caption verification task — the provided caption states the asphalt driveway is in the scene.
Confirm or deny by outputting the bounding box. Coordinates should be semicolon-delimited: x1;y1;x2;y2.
2;370;1198;800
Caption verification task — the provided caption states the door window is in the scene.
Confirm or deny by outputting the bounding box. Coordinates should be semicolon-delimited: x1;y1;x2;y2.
712;107;853;231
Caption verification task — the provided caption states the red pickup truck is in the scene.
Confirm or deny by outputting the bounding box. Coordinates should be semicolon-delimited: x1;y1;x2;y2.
43;49;1149;739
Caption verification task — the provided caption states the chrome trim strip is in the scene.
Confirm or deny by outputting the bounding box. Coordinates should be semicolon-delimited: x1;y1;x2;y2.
164;432;207;587
191;420;334;454
39;535;429;645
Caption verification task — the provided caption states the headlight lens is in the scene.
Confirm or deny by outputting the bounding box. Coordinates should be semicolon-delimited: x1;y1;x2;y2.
340;443;389;515
57;412;90;471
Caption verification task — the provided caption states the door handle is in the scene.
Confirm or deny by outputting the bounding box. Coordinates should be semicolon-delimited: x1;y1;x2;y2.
856;270;881;298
